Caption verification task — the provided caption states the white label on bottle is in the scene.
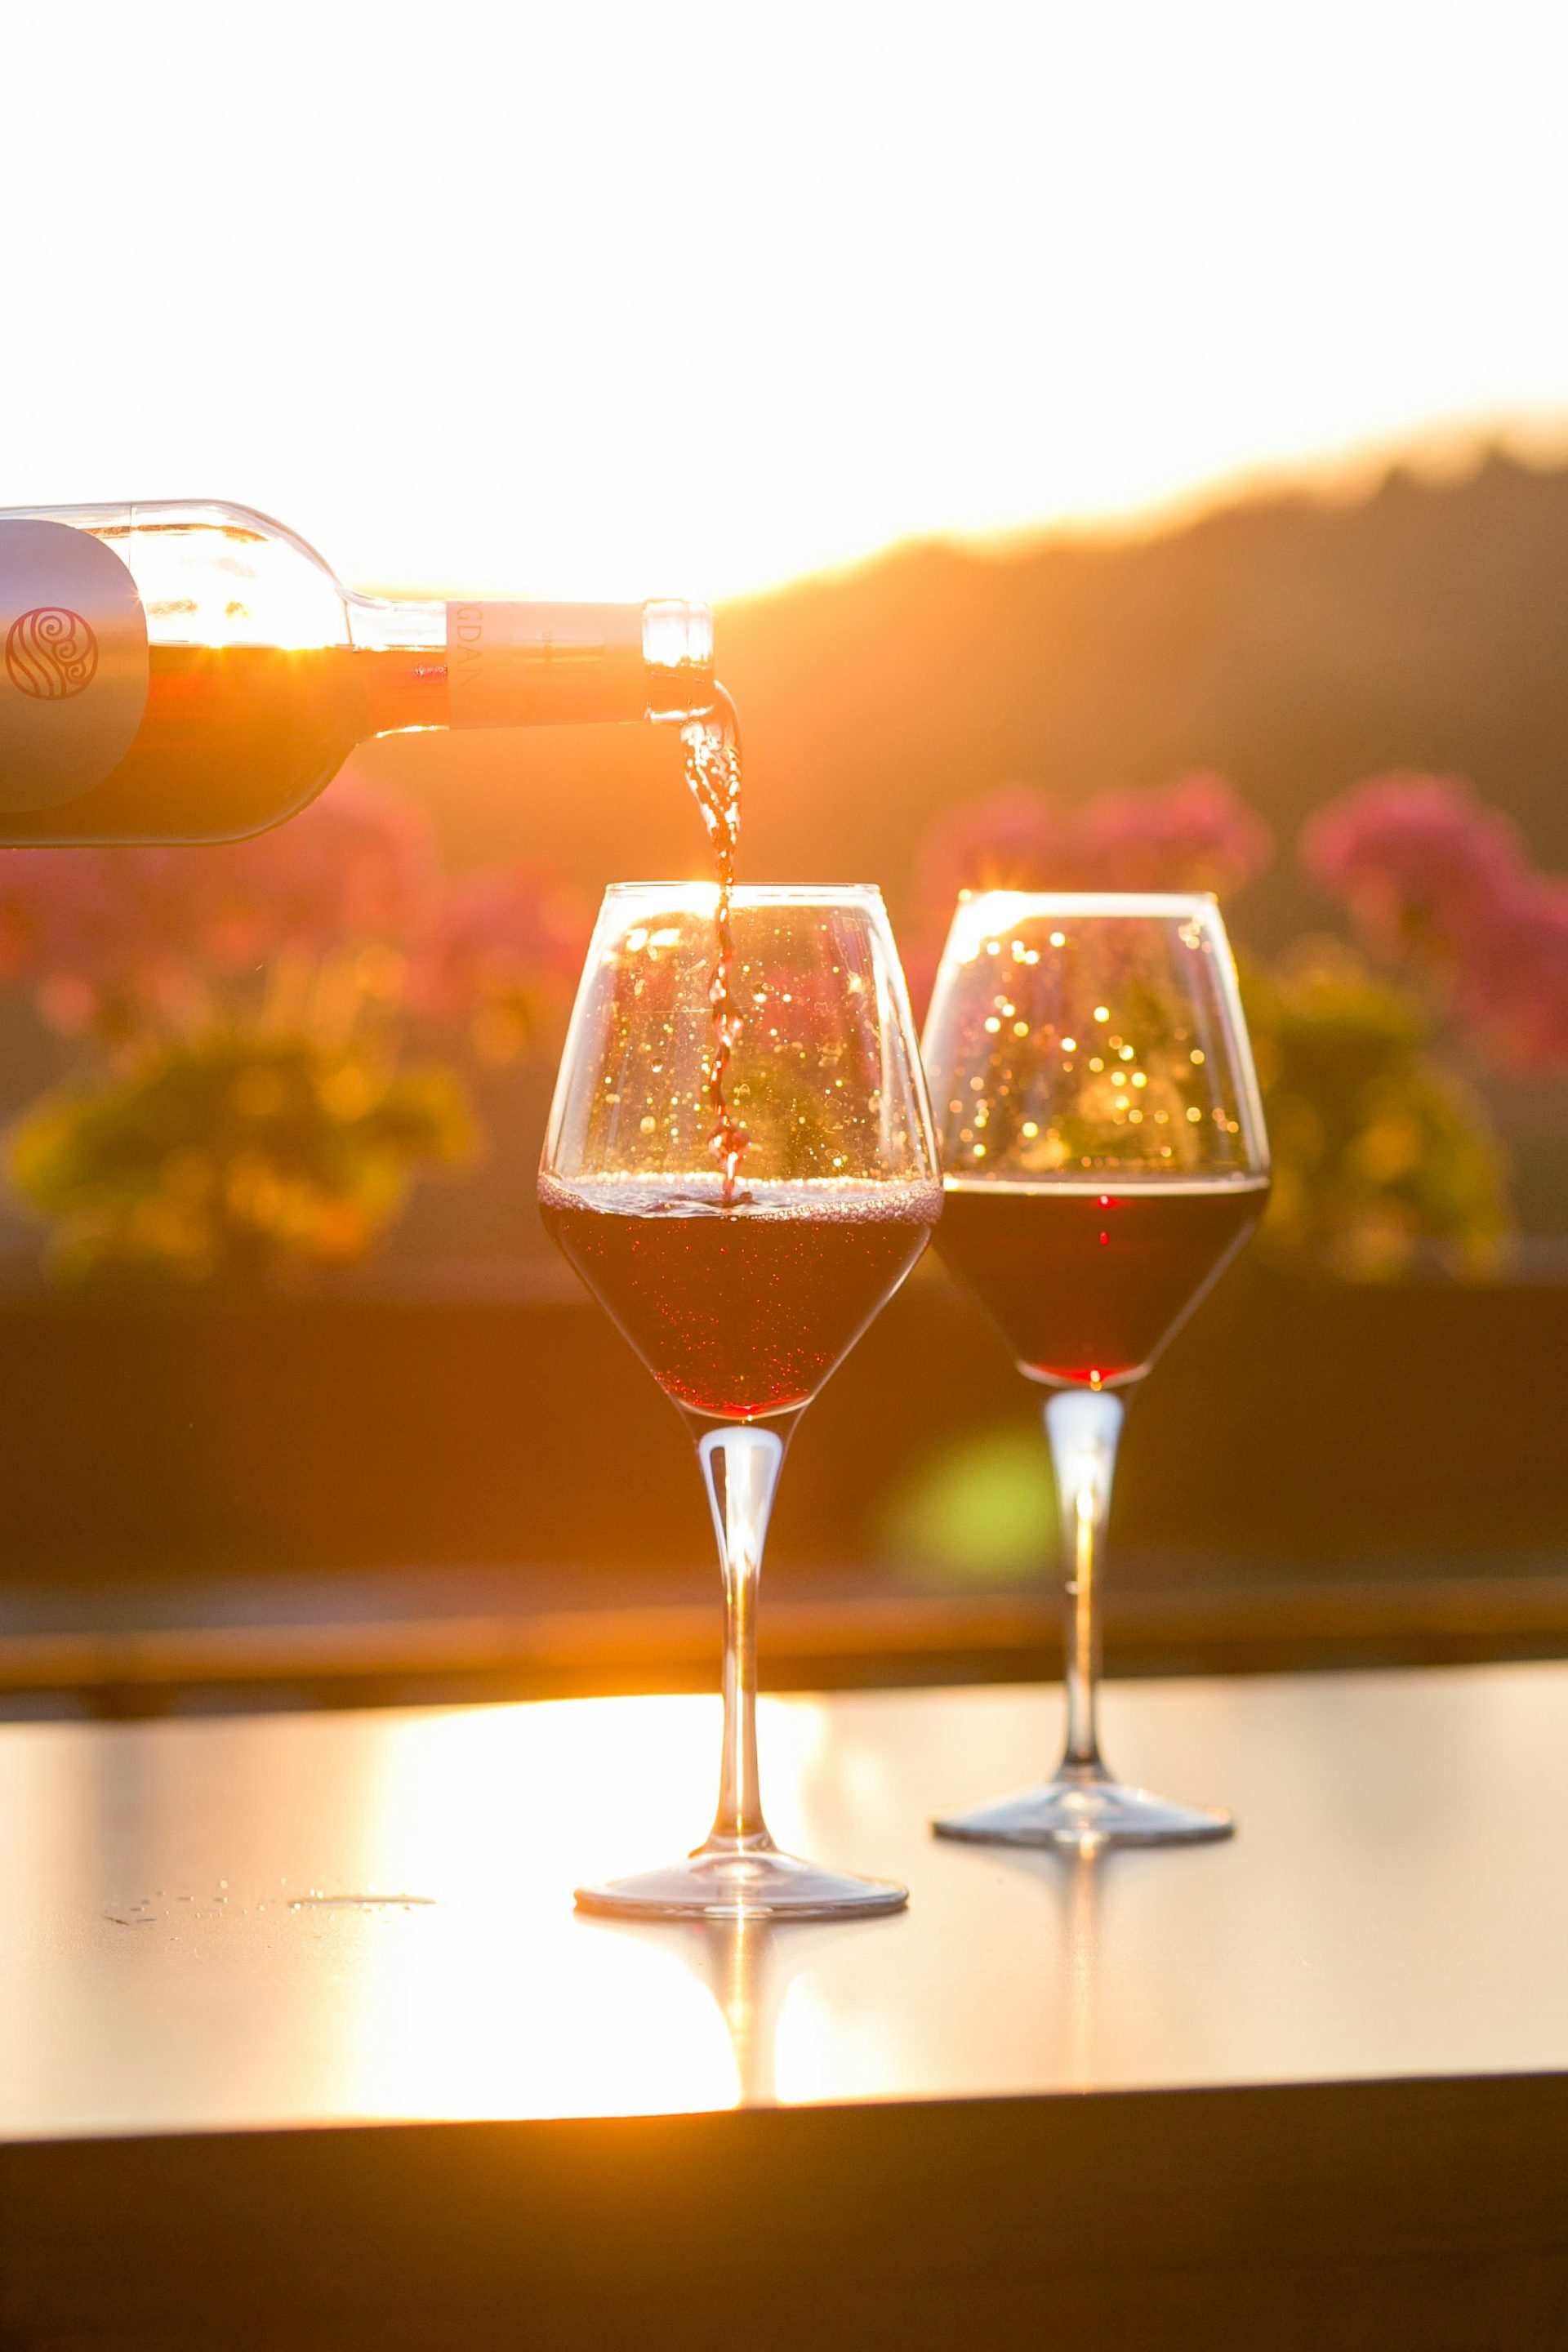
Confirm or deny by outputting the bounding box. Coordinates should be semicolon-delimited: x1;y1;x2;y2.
446;600;644;728
0;520;149;811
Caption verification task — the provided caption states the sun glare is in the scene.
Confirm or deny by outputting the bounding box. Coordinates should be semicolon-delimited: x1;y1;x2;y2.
3;2;1566;601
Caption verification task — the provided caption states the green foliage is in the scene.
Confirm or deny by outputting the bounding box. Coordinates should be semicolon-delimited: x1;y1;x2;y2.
879;1424;1056;1588
1241;942;1510;1281
8;1034;474;1286
0;781;586;1287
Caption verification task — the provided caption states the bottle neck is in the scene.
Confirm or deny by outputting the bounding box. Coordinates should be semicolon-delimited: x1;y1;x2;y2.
345;592;712;732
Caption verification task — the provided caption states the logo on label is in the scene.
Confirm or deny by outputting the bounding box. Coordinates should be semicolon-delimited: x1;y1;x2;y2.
5;607;100;701
0;520;147;814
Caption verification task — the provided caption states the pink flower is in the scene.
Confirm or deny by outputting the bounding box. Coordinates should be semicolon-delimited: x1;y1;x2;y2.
913;784;1073;920
0;777;434;1038
1300;773;1527;960
409;866;588;1034
185;775;433;966
915;772;1272;919
1302;773;1568;1073
1074;771;1274;896
1455;884;1568;1067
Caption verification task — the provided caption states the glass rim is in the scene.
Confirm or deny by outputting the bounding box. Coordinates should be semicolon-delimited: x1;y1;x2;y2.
954;889;1220;919
601;880;888;904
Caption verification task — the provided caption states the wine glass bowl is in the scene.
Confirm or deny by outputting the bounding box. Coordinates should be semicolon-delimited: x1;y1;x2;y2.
541;884;940;1918
924;892;1269;1851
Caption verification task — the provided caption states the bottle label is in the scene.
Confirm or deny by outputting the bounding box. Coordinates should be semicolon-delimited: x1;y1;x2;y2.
0;520;149;811
446;600;644;728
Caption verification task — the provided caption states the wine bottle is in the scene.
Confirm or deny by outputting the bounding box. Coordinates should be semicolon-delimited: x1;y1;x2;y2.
0;501;713;845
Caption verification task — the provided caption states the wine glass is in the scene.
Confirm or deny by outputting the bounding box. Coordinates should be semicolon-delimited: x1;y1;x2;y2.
923;891;1269;1850
541;883;941;1918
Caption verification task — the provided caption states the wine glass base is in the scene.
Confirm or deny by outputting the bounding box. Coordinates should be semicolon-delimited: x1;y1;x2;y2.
576;1843;908;1922
933;1771;1232;1854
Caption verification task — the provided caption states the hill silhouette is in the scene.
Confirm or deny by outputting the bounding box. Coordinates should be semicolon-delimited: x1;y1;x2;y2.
365;445;1568;957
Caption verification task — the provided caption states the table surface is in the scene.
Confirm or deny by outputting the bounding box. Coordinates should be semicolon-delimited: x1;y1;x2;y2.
6;1660;1568;2140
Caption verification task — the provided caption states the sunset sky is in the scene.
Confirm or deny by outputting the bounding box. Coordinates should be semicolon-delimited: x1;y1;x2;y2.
7;1;1567;601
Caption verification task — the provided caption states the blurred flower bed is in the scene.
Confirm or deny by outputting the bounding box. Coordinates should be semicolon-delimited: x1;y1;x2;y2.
0;764;1560;1290
0;781;584;1284
911;768;1568;1279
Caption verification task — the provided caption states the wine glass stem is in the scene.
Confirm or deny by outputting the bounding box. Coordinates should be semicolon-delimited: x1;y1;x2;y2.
696;1424;785;1854
1044;1389;1126;1775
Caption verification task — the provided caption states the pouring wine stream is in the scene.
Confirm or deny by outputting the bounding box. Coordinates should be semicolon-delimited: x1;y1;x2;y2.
680;687;749;1205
